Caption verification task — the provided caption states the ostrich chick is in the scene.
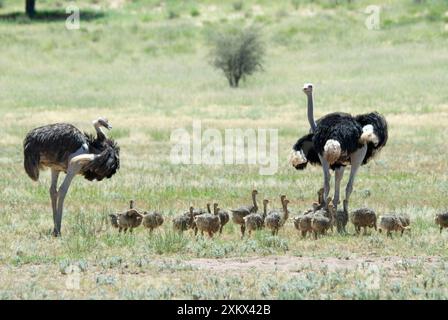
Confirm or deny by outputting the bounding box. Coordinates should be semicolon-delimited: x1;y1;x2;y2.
335;200;349;234
142;210;164;232
231;189;259;238
215;203;230;234
311;214;331;240
378;215;409;238
194;205;221;238
265;196;289;236
244;199;269;237
293;211;314;239
117;209;143;233
435;212;448;234
351;207;377;235
173;207;194;233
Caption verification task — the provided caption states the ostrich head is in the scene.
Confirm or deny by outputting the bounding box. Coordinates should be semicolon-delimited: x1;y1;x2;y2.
93;117;112;130
302;83;317;133
303;83;313;95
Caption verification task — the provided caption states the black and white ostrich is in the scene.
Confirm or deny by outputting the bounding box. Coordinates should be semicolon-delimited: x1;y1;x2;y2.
23;117;120;236
290;84;388;213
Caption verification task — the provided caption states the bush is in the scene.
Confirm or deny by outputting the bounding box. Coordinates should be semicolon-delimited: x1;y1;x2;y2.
209;27;265;88
190;8;200;17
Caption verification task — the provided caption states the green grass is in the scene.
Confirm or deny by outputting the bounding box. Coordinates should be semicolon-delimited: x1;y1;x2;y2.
0;0;448;299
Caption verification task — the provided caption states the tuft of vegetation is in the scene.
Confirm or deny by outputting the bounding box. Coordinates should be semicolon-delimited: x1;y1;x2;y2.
232;1;244;11
190;7;200;17
209;27;265;88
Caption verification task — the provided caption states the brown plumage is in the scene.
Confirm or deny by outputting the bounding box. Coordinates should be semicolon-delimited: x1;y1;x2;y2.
173;207;195;233
265;196;289;236
142;211;164;232
117;209;143;233
109;213;119;229
335;200;349;234
311;214;331;240
231;189;259;238
244;199;269;236
194;205;221;238
378;214;409;238
351;207;377;235
213;203;229;234
190;204;208;235
435;212;448;234
310;201;335;239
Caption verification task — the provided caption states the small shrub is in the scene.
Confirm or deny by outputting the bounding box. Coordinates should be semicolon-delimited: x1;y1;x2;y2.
233;1;244;11
190;8;200;17
167;10;179;19
291;0;301;10
209;27;265;88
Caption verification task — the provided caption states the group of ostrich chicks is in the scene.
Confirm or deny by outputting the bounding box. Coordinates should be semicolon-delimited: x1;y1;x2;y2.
109;189;448;240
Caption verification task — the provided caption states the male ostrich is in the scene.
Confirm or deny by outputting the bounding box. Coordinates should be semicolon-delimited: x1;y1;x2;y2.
23;117;120;236
290;84;388;212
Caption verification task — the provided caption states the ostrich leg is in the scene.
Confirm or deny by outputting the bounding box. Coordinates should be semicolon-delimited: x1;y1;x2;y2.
318;154;331;208
333;167;345;209
344;145;367;213
50;169;60;227
53;154;94;236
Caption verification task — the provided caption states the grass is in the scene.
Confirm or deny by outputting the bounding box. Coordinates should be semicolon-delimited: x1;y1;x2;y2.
0;0;448;299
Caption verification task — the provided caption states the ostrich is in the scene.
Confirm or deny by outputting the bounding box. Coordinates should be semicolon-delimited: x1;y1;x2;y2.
23;117;120;236
290;84;388;213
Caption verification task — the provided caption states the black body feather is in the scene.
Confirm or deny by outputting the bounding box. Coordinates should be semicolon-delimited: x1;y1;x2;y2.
292;112;387;170
354;112;388;164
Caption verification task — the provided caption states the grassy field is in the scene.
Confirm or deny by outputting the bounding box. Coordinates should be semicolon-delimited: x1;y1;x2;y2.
1;0;448;299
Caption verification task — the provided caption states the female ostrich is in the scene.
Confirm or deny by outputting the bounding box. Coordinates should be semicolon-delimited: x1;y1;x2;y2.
23;117;120;236
290;84;388;212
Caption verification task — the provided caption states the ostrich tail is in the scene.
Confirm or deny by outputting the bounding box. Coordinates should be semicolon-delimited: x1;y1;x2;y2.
23;146;40;181
323;140;341;165
359;124;379;146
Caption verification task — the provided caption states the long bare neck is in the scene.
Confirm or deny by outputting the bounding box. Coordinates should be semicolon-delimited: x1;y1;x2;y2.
93;121;106;141
252;193;258;210
306;93;317;133
263;202;268;218
207;204;211;213
282;202;289;221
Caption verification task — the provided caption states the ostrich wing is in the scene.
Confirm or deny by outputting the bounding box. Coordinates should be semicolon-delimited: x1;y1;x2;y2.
82;144;120;181
355;112;388;164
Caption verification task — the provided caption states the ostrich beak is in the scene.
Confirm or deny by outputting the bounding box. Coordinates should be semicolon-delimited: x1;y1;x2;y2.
105;124;112;130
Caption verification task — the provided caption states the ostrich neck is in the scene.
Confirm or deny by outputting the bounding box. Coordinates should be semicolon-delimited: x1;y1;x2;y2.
207;204;211;213
307;93;317;133
263;203;267;218
94;122;107;141
282;202;289;220
252;193;258;209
